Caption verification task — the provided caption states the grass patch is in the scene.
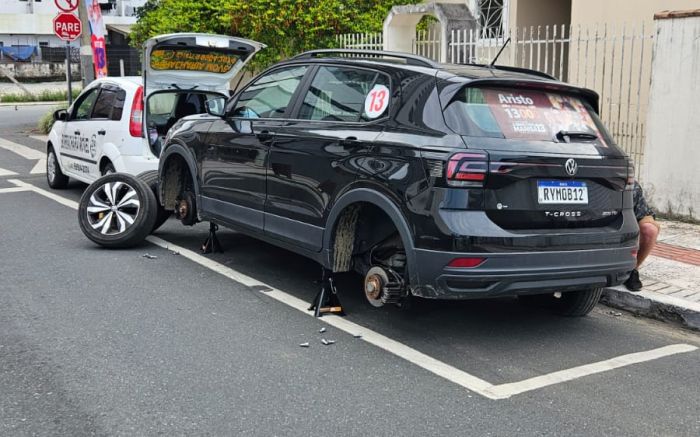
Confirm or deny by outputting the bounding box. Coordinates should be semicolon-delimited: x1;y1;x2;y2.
37;104;68;134
0;88;81;103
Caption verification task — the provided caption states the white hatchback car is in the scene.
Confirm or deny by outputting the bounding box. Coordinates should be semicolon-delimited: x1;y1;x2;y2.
46;33;264;189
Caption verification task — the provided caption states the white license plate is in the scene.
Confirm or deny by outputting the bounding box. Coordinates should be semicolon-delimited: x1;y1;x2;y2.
537;180;588;204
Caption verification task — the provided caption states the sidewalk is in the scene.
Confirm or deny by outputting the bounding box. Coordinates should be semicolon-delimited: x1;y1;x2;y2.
602;219;700;330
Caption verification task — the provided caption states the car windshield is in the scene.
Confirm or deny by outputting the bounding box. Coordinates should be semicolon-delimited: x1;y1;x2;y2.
444;87;612;147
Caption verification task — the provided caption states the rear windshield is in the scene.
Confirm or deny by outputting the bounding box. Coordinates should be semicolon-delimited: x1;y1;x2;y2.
150;47;240;74
444;87;611;147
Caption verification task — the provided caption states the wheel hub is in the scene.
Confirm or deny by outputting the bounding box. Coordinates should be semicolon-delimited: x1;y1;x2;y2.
365;274;383;301
85;181;141;236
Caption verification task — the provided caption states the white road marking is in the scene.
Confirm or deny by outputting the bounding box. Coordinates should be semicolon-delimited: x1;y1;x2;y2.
0;167;18;176
485;343;698;399
8;179;79;209
0;138;44;160
8;179;700;400
0;186;30;194
29;135;49;143
30;158;46;174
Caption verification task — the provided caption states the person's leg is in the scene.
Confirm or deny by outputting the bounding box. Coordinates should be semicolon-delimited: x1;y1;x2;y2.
625;216;660;291
637;218;660;268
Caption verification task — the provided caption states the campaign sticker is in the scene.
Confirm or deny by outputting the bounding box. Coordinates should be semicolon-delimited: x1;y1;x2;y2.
364;85;390;119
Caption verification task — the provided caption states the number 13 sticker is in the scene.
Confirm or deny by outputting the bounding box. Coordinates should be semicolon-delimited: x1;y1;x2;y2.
364;85;390;119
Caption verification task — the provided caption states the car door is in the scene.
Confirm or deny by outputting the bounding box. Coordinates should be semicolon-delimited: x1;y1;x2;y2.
89;83;128;173
265;65;389;251
59;85;101;181
200;64;309;233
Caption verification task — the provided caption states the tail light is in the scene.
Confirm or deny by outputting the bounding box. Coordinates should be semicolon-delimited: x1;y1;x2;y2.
447;257;486;268
129;86;144;138
446;152;489;187
625;159;635;189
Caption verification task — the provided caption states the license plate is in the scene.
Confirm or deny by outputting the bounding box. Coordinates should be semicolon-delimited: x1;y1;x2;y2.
537;180;588;204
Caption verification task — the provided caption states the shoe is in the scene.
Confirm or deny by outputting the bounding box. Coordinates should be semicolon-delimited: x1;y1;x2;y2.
624;269;643;292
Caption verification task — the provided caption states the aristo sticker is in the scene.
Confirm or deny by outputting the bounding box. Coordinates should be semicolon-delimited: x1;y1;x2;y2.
364;84;390;119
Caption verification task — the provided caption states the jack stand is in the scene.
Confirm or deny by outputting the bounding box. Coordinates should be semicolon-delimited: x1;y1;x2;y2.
201;222;223;254
308;267;345;317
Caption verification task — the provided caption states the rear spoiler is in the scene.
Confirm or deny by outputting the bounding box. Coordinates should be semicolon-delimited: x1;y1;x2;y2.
439;78;601;114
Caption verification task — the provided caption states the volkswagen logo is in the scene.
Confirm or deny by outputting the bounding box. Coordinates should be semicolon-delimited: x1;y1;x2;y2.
565;158;578;176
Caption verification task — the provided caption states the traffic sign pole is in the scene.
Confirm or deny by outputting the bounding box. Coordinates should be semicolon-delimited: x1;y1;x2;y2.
66;41;72;106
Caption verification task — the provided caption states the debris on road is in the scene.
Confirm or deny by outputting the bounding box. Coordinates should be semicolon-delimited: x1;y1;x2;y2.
319;327;326;333
321;339;335;345
353;333;362;338
607;310;623;317
299;342;310;348
142;254;158;259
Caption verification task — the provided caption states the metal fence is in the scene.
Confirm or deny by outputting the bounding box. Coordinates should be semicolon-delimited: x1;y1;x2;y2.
335;33;383;51
105;46;141;76
337;23;654;177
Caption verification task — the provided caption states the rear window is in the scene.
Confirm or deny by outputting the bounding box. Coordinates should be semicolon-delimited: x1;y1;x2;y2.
150;48;240;74
444;87;610;146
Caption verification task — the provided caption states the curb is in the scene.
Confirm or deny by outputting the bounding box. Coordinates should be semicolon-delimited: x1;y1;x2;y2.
0;101;68;107
601;287;700;331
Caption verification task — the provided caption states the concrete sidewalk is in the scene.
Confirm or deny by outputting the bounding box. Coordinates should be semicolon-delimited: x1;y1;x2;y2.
602;219;700;330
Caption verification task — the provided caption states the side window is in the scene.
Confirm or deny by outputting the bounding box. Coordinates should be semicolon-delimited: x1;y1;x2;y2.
111;88;127;121
91;89;117;119
298;66;390;122
231;66;307;119
72;88;99;121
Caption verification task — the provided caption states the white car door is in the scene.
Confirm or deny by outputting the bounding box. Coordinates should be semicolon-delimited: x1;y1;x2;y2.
89;83;129;174
59;85;101;182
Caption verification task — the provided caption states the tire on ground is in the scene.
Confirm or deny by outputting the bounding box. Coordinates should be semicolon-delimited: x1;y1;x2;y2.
46;146;69;189
78;173;157;248
136;170;171;232
553;288;603;317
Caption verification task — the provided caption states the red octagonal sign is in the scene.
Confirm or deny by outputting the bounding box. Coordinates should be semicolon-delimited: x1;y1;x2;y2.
53;12;82;42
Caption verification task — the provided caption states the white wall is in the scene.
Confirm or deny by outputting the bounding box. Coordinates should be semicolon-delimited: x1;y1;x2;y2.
642;11;700;220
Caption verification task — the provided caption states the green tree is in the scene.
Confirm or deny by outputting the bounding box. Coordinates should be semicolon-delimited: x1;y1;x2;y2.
130;0;417;69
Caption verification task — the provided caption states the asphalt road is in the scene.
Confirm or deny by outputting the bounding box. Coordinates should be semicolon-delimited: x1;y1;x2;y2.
1;120;699;436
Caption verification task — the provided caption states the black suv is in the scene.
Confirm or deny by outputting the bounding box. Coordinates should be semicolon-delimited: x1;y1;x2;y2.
79;49;638;316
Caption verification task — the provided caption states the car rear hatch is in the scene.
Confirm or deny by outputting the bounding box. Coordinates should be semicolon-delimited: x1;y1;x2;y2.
441;79;633;230
143;33;265;96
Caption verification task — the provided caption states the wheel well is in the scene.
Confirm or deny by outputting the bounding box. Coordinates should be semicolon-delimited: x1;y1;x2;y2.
330;202;404;273
160;153;194;210
99;157;113;173
47;141;53;152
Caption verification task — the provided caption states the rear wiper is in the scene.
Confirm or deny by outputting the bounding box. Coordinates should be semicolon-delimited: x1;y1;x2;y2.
555;130;598;143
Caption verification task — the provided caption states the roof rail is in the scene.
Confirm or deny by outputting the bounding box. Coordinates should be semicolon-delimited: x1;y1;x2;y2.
292;49;439;68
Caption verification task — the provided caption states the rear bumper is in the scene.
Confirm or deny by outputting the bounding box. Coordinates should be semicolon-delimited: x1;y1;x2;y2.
113;154;159;176
411;246;637;299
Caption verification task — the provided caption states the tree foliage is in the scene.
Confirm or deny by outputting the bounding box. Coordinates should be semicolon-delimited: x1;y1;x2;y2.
130;0;417;69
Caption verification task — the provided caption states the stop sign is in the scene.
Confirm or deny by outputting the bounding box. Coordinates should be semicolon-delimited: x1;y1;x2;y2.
53;12;82;42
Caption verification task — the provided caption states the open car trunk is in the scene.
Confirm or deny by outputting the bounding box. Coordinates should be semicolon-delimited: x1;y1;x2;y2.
143;33;265;155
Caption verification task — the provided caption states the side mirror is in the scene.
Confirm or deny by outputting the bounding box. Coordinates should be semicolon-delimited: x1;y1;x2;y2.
53;109;68;121
205;97;226;117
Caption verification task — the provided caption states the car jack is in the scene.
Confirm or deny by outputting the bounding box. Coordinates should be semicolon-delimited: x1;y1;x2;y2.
201;222;223;254
308;267;345;317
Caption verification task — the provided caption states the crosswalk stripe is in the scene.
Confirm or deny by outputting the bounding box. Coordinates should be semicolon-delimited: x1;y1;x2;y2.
0;167;18;176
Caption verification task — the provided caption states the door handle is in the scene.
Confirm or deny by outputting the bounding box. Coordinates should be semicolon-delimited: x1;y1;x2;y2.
256;130;273;143
97;129;106;136
74;131;80;135
340;136;360;149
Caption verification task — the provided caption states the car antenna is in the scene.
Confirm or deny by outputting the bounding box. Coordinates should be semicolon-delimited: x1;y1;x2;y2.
489;37;511;68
